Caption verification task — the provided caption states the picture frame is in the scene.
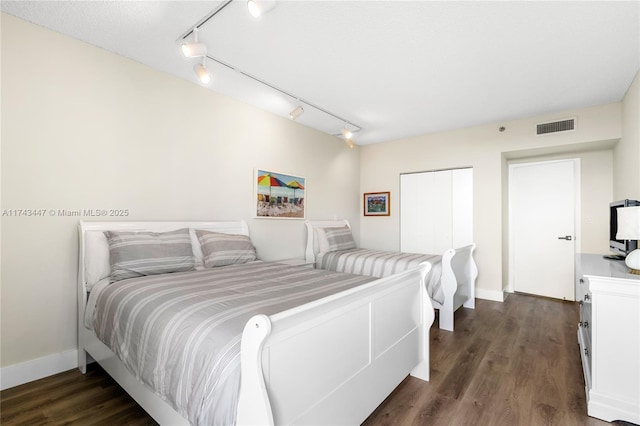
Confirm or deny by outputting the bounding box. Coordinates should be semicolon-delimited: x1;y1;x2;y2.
364;192;390;216
255;169;306;219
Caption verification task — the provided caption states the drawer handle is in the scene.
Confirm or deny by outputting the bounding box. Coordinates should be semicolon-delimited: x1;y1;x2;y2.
579;278;584;284
583;321;589;328
584;348;589;356
579;321;583;327
584;294;591;301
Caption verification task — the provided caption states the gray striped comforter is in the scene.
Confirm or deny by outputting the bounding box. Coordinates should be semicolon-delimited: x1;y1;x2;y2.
316;248;444;304
93;261;375;426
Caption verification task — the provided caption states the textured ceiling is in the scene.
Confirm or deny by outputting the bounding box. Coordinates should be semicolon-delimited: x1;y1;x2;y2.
2;1;639;145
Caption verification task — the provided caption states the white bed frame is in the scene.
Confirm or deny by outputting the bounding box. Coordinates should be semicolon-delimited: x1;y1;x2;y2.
78;220;434;425
305;219;478;332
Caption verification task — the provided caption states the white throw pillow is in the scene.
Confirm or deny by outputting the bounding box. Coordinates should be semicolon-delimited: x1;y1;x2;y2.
190;228;205;269
315;228;331;253
84;231;111;291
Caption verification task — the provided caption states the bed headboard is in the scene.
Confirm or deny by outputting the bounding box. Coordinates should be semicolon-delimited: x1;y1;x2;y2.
77;220;250;298
304;219;351;263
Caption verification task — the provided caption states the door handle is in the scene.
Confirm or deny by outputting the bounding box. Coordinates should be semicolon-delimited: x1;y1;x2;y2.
558;235;572;240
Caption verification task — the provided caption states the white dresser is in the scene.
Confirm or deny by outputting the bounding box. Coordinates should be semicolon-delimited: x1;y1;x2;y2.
576;254;640;424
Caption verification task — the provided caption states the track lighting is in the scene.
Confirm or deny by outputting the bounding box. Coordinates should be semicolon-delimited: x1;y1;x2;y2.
178;0;364;143
247;0;277;18
181;28;207;58
194;58;211;85
340;125;356;148
183;42;207;59
289;105;304;121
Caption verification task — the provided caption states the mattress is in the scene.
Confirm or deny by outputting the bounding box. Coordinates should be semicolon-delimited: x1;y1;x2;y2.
89;261;375;426
316;248;444;304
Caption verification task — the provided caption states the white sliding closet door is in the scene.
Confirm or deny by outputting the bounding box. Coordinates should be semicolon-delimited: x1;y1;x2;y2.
430;170;454;253
452;168;473;248
400;168;473;255
400;172;431;254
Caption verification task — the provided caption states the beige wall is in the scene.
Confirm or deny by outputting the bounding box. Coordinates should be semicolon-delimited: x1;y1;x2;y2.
615;70;640;200
0;14;361;367
359;103;623;300
2;11;638;375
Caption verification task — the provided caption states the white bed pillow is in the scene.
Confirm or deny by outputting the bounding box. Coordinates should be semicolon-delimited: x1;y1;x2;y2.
190;228;206;269
84;231;111;291
315;228;331;253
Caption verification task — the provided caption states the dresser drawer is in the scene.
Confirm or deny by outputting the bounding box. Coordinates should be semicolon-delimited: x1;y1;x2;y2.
578;276;592;352
578;305;591;373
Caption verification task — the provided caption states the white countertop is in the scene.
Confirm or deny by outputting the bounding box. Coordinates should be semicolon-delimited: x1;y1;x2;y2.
578;253;640;281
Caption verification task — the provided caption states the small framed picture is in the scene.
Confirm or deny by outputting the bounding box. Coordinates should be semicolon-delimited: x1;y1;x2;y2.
364;192;390;216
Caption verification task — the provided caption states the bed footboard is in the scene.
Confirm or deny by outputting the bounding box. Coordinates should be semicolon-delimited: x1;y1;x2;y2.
237;263;433;425
437;243;477;331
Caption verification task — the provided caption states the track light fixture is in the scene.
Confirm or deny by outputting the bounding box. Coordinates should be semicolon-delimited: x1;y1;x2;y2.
179;0;363;146
333;122;361;144
341;127;353;140
247;0;277;18
194;58;211;85
181;28;207;58
340;124;357;148
289;105;304;121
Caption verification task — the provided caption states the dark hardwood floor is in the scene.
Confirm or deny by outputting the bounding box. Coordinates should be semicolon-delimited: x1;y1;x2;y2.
0;293;627;425
0;362;157;426
362;293;619;426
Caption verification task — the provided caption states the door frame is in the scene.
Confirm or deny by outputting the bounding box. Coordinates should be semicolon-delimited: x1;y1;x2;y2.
507;158;581;294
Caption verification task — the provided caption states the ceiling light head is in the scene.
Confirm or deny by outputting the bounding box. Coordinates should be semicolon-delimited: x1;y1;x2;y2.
182;42;207;58
340;124;358;147
247;0;277;18
181;27;207;58
194;62;211;85
289;105;304;121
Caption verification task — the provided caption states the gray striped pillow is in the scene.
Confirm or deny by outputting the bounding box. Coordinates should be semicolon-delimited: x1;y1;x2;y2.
324;226;356;251
196;230;257;268
104;228;195;282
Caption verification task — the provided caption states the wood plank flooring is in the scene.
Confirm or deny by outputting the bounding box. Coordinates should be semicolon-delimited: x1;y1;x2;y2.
0;293;629;425
0;361;156;425
362;293;621;426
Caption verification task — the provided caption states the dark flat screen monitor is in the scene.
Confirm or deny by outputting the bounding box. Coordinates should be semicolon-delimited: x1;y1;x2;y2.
609;199;639;257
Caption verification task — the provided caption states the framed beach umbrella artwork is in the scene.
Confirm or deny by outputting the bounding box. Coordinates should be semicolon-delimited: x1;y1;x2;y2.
255;169;306;219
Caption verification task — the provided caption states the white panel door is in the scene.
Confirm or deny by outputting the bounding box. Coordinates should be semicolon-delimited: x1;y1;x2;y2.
509;159;578;301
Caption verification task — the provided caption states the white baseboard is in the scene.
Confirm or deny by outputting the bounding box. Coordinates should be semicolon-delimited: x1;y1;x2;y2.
475;288;506;302
0;349;78;391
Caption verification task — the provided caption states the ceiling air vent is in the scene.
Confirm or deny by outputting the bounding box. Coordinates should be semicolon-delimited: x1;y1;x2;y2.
536;118;576;135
